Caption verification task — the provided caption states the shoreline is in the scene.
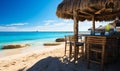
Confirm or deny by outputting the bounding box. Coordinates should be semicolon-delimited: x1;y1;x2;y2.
0;43;64;60
0;43;65;71
0;38;61;58
0;42;63;58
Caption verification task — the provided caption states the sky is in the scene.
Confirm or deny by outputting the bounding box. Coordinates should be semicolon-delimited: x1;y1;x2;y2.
0;0;111;31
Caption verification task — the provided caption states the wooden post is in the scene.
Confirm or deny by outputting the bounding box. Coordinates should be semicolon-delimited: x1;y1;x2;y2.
73;10;79;63
92;16;95;35
74;13;79;42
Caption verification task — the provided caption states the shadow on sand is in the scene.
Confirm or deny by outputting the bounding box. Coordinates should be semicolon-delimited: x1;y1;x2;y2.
19;57;120;71
19;56;120;71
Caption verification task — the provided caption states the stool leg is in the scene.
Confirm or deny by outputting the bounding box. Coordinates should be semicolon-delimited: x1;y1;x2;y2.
69;43;72;60
65;42;67;56
87;44;90;69
76;46;79;60
101;46;105;71
85;44;87;60
81;46;84;60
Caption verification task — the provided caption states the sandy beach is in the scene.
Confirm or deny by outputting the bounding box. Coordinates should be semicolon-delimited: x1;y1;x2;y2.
0;43;65;71
0;42;120;71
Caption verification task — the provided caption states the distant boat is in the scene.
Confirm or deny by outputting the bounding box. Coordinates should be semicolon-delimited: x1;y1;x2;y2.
36;30;39;32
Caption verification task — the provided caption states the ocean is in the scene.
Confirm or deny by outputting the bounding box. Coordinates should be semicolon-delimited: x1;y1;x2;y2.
0;31;90;57
0;32;73;49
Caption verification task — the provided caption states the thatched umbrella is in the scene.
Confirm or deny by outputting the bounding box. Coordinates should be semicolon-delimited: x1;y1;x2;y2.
56;0;120;61
56;0;120;33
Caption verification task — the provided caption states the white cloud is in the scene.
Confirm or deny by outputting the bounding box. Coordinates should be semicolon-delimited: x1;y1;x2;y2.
0;26;17;31
39;20;113;31
36;20;74;31
43;20;56;26
0;20;112;31
44;20;56;23
36;20;112;31
78;20;113;31
44;23;51;26
0;22;29;31
6;23;28;26
63;19;72;22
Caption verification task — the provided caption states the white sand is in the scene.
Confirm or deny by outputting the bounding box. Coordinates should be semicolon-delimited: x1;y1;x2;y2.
0;42;118;71
0;43;65;71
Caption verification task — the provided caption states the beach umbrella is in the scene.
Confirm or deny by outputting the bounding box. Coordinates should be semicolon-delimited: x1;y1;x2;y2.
56;0;120;61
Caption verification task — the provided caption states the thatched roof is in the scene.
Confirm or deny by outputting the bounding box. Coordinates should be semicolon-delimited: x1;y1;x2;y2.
56;0;120;21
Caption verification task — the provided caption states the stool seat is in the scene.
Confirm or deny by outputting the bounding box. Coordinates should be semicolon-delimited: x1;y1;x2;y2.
76;42;84;46
70;42;84;46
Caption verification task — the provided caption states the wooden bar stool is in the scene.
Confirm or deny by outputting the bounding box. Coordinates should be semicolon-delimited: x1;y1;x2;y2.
86;36;106;71
64;35;70;56
64;35;74;60
64;35;84;61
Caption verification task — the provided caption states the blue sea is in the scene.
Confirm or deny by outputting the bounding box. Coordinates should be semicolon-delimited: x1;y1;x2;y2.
0;31;90;57
0;32;73;49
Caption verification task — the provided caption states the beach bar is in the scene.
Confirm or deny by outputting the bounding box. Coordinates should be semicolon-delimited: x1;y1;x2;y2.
56;0;120;71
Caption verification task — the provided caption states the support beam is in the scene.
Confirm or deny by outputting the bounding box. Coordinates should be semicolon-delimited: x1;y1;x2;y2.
73;10;79;63
80;10;94;16
73;12;79;42
92;16;95;35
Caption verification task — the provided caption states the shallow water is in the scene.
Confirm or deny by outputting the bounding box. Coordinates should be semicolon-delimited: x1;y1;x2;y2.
0;32;74;57
0;32;73;49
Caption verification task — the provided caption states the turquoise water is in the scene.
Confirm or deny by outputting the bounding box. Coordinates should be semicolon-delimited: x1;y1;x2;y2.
0;32;73;49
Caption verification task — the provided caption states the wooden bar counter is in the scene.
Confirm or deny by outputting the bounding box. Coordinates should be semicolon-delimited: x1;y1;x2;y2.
83;34;120;71
84;34;120;62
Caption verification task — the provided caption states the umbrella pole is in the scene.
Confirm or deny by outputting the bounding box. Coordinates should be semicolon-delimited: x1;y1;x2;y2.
92;16;95;35
73;11;79;63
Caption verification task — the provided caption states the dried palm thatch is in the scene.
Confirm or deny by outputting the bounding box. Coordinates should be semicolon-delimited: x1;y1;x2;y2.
56;0;120;21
